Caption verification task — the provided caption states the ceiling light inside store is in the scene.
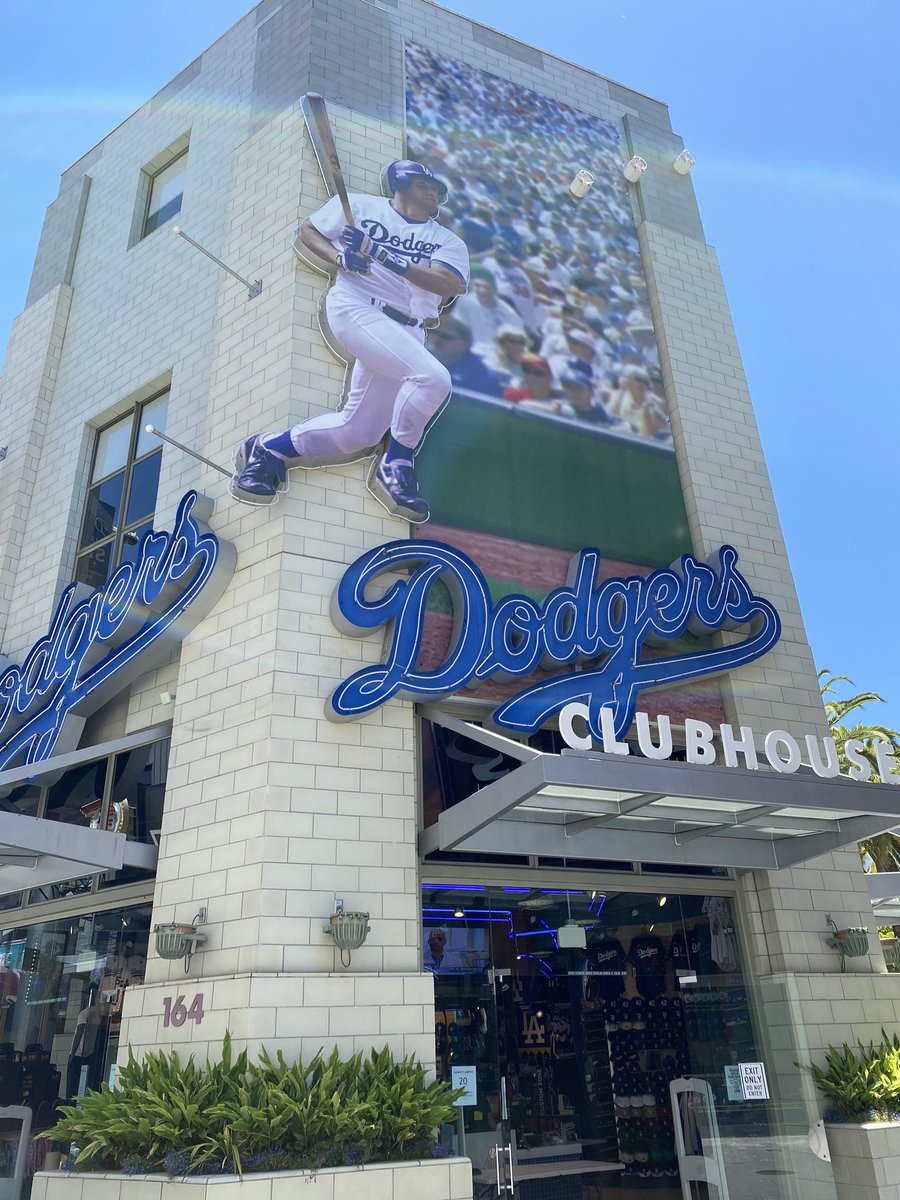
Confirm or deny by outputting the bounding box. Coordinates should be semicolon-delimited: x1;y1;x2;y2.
454;908;465;918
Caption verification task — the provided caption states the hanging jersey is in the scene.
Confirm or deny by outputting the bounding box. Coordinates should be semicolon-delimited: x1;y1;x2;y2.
670;928;707;982
629;934;667;998
309;193;470;320
585;936;627;1000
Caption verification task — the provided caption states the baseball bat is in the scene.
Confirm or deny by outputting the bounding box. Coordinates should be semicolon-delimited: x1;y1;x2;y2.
301;92;354;226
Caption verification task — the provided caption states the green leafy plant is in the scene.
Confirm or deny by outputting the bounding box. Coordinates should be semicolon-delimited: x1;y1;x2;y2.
802;1029;900;1123
40;1034;463;1176
819;670;900;872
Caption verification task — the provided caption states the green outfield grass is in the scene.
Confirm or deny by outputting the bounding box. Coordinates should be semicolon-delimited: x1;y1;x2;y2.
417;391;691;567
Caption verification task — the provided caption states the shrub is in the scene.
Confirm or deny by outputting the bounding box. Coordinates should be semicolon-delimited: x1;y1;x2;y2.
41;1035;462;1176
802;1030;900;1123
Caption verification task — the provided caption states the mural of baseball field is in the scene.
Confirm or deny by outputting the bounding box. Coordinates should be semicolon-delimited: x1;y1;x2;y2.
406;43;724;725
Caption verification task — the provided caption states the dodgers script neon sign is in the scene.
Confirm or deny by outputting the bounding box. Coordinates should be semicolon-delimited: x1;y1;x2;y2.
327;541;781;738
0;492;235;773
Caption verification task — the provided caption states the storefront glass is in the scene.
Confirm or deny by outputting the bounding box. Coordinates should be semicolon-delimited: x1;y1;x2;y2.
424;882;804;1200
0;902;151;1131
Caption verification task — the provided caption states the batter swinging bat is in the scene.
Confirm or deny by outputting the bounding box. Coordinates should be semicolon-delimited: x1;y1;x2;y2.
301;92;354;225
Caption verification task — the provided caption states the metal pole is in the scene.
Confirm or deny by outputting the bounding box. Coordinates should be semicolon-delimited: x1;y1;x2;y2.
172;226;262;299
145;425;232;478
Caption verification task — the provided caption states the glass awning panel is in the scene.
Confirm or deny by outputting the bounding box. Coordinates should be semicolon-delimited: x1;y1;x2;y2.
419;711;900;872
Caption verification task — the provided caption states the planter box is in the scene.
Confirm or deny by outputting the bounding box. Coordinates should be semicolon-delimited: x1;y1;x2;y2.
33;1157;473;1200
826;1121;900;1200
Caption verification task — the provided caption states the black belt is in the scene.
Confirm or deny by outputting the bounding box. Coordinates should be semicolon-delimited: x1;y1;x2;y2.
367;302;436;331
370;299;423;328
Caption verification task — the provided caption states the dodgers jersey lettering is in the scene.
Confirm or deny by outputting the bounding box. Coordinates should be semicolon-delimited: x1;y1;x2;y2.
310;194;469;320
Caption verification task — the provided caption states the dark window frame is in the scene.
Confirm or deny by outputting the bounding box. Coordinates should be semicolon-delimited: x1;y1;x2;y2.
141;148;188;239
73;391;168;591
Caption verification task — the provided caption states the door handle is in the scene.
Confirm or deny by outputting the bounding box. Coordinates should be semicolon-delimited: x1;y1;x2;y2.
494;1144;502;1195
506;1143;515;1193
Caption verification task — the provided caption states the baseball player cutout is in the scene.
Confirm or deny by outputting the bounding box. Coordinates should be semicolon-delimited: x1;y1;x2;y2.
229;160;470;522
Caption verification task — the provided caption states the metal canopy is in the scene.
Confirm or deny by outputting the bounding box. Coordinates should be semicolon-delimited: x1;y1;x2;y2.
0;811;157;894
419;711;900;872
867;869;900;919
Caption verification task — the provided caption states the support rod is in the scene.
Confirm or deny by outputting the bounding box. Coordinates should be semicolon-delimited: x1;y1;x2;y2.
172;226;262;298
145;425;232;478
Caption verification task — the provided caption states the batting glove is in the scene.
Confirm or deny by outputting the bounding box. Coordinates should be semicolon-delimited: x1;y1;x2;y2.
372;246;410;277
341;225;378;257
336;249;371;274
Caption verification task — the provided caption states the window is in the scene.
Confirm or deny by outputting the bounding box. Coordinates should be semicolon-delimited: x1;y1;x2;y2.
22;736;170;906
142;150;187;237
74;391;168;590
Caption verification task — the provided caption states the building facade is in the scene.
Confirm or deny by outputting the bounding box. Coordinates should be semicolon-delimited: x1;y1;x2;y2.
1;3;899;1198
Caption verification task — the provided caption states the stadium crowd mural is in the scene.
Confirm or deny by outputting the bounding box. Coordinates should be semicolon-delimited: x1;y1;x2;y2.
405;42;670;443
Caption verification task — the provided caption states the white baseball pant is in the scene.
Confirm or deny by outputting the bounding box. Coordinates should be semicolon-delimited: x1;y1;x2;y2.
287;292;452;462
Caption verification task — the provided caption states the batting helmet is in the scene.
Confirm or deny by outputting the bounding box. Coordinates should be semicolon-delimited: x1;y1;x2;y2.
386;160;449;202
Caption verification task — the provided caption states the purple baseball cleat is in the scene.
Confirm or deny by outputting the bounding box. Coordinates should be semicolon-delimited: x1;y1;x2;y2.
228;434;288;505
367;457;430;523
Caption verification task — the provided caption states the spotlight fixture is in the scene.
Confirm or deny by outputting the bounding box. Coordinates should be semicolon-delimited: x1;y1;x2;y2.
673;149;696;175
622;155;647;183
658;896;668;907
568;169;594;199
454;907;465;918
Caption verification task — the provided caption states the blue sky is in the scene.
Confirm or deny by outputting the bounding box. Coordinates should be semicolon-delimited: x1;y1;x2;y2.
1;0;898;730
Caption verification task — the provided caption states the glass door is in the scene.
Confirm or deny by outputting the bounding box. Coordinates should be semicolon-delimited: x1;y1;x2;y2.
425;880;808;1200
425;884;631;1197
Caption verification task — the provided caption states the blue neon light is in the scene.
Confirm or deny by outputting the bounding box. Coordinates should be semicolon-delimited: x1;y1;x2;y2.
517;953;553;978
326;540;781;739
420;884;485;891
0;491;235;772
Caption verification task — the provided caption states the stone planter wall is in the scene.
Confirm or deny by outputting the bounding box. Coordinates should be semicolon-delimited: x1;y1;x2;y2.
34;1157;473;1200
826;1122;900;1200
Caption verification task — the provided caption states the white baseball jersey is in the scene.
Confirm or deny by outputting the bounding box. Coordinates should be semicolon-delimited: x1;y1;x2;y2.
309;194;469;321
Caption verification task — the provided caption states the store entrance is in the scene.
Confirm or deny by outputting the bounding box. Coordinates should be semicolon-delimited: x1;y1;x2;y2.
425;882;774;1200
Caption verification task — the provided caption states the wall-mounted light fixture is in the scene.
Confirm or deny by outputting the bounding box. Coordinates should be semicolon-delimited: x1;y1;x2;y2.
568;170;594;199
324;899;370;967
154;907;207;974
673;150;696;175
825;914;870;971
622;156;648;184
